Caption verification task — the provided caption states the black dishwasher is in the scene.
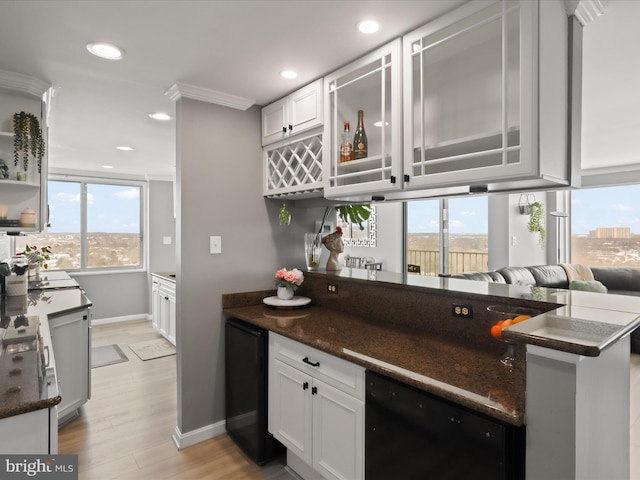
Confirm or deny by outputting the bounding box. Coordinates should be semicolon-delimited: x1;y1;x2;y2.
366;370;525;480
225;317;281;465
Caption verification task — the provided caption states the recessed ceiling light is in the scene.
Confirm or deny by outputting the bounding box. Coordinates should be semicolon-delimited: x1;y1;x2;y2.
116;146;134;151
86;42;125;60
357;20;379;34
149;112;172;121
280;70;298;79
102;165;114;169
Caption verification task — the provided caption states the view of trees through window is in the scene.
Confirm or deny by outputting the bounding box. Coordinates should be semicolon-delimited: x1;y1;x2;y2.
16;180;142;270
571;184;640;266
407;196;488;276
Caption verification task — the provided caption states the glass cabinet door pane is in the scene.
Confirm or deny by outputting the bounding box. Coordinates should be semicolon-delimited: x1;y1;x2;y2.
329;56;393;188
409;2;522;178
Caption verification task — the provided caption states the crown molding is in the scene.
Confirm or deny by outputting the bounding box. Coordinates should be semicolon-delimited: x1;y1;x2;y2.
567;0;606;26
165;82;255;111
0;69;50;98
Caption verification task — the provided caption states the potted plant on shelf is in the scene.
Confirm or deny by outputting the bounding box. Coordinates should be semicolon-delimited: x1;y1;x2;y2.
527;201;546;244
13;111;46;174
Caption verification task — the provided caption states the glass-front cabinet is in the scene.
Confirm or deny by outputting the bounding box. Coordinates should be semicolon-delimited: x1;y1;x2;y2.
0;73;50;233
403;0;571;192
323;39;402;200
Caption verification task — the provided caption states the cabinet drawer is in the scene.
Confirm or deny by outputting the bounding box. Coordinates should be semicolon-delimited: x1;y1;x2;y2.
270;333;364;401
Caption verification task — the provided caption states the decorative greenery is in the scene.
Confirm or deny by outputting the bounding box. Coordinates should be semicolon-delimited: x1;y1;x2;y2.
312;203;371;248
279;202;291;225
527;201;546;243
17;244;52;269
13;111;45;173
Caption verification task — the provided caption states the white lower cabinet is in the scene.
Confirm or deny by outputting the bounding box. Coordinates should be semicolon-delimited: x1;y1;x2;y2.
49;307;91;425
268;333;364;480
151;274;176;345
0;407;58;454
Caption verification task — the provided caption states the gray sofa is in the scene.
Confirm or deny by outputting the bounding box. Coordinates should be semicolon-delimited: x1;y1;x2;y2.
452;265;640;351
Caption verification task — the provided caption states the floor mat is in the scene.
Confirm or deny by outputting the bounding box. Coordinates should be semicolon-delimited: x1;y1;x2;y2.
92;344;129;368
129;338;176;361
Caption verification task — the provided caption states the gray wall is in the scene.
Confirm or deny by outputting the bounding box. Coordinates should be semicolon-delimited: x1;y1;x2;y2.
175;98;302;434
74;271;148;320
148;179;176;275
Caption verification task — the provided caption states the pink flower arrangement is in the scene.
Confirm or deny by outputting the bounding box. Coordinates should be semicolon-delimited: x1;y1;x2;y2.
274;267;304;291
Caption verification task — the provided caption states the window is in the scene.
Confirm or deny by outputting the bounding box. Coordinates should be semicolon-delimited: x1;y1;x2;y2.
407;196;488;276
571;184;640;266
16;178;144;271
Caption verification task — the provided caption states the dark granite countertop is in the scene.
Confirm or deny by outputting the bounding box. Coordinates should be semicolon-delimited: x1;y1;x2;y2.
224;300;524;426
310;269;640;357
0;285;92;420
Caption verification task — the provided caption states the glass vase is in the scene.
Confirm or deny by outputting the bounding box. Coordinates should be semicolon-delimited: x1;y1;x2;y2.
304;233;322;271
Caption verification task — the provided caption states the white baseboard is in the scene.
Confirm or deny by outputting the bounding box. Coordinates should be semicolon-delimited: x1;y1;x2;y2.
171;420;226;451
91;314;151;326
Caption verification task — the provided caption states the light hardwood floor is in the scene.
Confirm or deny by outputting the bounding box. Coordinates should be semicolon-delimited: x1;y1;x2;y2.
60;320;640;479
58;320;293;480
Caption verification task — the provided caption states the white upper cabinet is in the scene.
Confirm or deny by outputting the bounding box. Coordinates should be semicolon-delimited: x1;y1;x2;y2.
403;0;574;194
262;78;324;198
323;39;403;200
261;78;323;146
0;71;50;233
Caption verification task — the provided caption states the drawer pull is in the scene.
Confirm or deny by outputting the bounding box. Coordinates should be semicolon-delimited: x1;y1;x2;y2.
302;357;320;367
303;382;309;390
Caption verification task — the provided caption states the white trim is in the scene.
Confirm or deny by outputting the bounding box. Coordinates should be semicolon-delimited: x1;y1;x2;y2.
572;0;606;26
91;314;150;326
171;420;226;450
165;82;255;111
0;68;50;98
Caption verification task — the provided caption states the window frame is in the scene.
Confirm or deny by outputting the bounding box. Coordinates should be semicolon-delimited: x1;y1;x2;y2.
44;174;146;273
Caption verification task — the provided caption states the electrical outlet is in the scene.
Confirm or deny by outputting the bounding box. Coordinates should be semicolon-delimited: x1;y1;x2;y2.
327;284;338;294
452;304;473;318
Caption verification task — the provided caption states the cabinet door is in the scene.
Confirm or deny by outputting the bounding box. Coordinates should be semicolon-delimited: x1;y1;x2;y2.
403;0;565;190
313;378;364;480
151;281;161;331
324;39;403;200
269;358;313;464
289;79;323;136
49;308;90;423
166;290;176;345
262;98;288;146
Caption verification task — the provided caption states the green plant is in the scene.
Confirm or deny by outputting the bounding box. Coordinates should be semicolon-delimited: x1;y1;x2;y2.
312;203;372;252
17;244;52;269
527;201;546;243
279;202;291;225
13;111;45;173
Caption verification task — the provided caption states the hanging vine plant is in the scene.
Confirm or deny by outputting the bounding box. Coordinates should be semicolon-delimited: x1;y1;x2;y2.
13;111;45;173
527;201;546;244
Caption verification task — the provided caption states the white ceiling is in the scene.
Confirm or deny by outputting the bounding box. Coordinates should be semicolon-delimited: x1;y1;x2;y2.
1;0;636;182
0;0;465;179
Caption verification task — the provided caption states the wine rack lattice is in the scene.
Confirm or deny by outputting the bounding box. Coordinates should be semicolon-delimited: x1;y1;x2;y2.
264;132;323;197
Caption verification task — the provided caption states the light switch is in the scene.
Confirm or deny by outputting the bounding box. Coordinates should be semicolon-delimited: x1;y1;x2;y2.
163;236;172;245
511;235;517;246
210;236;222;254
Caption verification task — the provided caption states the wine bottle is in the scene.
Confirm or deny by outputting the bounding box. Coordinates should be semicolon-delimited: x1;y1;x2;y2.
353;110;367;159
340;120;354;163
